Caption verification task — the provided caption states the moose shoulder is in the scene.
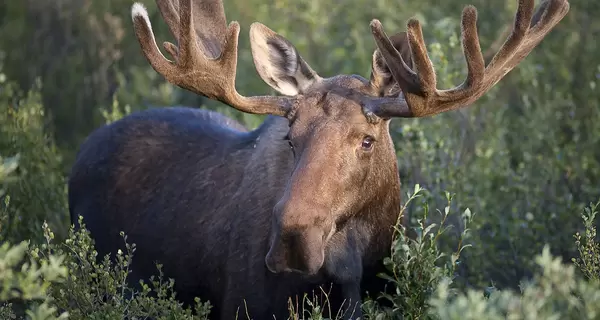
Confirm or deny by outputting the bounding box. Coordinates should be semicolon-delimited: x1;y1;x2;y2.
67;0;569;319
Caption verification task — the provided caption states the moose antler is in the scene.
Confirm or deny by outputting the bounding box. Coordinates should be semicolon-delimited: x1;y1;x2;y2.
366;0;570;118
130;0;295;116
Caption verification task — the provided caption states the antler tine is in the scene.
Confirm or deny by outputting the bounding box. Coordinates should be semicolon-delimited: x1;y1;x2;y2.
369;20;421;95
131;3;173;78
442;6;485;97
177;0;197;62
155;0;180;52
367;0;569;119
480;0;536;83
131;0;295;117
479;0;570;90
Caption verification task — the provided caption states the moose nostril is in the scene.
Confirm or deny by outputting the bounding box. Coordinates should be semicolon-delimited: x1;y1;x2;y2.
265;254;278;273
266;226;326;275
265;250;291;274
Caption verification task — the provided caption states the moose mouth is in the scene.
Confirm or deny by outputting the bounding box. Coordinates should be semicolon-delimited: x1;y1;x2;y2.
265;258;306;275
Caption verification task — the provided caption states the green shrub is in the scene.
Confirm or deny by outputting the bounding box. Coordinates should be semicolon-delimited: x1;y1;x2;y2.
0;78;69;244
362;186;473;319
29;216;212;320
572;201;600;282
429;245;600;320
0;154;68;319
0;240;68;320
0;303;16;319
1;154;19;240
0;217;213;319
428;201;600;319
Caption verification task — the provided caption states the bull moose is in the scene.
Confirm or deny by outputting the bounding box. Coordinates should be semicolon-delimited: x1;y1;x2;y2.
67;0;569;318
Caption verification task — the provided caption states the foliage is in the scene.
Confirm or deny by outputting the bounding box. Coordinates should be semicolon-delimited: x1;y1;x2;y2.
0;214;213;319
100;96;132;125
428;201;600;320
573;201;600;282
361;186;472;319
383;0;600;290
0;154;67;319
429;246;600;320
0;77;69;243
0;303;16;319
0;240;68;320
27;217;212;319
1;154;19;240
0;160;69;320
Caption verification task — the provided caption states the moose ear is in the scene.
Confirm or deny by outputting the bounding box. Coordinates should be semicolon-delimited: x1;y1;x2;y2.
369;32;413;96
249;23;320;96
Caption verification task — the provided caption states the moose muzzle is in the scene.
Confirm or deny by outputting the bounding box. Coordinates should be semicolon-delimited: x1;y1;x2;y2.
265;225;327;275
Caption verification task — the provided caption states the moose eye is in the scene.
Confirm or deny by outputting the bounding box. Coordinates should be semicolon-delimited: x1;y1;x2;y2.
361;136;375;151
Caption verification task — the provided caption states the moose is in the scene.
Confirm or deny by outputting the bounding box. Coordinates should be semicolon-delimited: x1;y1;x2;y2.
67;0;569;318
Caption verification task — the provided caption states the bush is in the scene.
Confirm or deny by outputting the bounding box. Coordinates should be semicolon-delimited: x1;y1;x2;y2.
0;78;69;244
0;240;68;320
0;156;69;320
429;245;600;320
361;186;472;319
572;200;600;282
31;217;212;320
428;201;600;319
0;216;213;319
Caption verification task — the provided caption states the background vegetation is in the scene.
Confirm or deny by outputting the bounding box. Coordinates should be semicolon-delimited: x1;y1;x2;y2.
0;0;599;318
